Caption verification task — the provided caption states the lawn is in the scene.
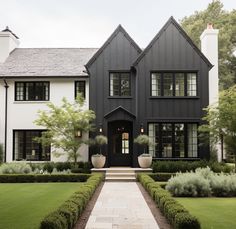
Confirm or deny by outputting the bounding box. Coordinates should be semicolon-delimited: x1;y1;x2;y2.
0;183;83;229
176;197;236;229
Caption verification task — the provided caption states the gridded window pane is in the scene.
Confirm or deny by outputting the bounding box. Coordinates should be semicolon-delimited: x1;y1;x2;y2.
151;73;161;96
163;73;173;96
188;124;198;157
110;73;120;96
75;81;86;98
175;73;185;96
148;123;159;157
187;73;197;96
120;73;131;96
110;73;130;96
162;124;172;157
15;82;49;101
14;130;50;161
175;124;185;157
16;83;24;100
122;132;129;154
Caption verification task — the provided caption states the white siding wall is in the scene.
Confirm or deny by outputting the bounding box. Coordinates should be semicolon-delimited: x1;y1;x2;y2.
0;77;89;162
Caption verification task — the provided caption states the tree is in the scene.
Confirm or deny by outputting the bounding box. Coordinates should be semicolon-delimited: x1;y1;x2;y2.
34;95;96;163
180;0;236;90
199;85;236;171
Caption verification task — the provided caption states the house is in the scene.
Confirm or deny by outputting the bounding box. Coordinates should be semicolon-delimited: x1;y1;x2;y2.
0;17;219;166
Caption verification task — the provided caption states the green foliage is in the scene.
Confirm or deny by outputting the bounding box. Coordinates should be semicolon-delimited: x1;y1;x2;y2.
0;162;32;174
40;174;104;229
152;160;232;173
181;0;236;89
166;167;236;197
137;173;200;229
0;174;90;183
148;172;175;181
94;135;108;146
199;85;236;171
134;134;154;154
34;95;96;163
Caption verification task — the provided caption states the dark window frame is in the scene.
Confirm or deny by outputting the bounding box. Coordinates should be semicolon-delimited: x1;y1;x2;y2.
148;122;199;158
15;81;50;101
109;72;131;97
13;129;51;161
150;71;198;97
75;81;86;99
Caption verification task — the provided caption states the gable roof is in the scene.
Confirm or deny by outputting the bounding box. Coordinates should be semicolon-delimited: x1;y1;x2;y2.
133;16;213;68
104;106;136;119
0;48;98;78
85;25;142;68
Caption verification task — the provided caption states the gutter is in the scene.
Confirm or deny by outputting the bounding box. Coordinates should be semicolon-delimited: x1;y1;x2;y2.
3;79;9;162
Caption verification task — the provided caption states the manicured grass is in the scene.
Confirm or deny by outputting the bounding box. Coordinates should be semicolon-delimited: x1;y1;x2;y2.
176;197;236;229
0;183;83;229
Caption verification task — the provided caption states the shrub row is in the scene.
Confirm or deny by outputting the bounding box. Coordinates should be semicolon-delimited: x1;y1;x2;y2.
137;173;200;229
148;172;175;181
0;174;90;183
152;160;233;173
166;167;236;197
40;173;104;229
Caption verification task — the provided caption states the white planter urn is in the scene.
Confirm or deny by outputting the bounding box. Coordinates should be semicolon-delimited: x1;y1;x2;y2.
138;154;152;168
91;155;106;168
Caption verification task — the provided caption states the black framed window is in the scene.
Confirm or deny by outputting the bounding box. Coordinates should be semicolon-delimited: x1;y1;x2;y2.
15;82;49;101
150;72;197;97
75;81;86;99
110;72;131;96
13;130;50;161
148;123;198;158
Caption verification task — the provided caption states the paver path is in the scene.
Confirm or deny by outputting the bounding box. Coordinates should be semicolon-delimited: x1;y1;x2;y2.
85;182;159;229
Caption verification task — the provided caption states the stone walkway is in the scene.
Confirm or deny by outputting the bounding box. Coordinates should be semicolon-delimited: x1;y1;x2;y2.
85;182;159;229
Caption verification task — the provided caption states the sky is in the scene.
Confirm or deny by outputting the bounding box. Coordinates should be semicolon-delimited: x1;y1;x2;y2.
0;0;235;48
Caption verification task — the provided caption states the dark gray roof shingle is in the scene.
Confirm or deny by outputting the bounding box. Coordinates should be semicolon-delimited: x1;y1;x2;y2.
0;48;98;78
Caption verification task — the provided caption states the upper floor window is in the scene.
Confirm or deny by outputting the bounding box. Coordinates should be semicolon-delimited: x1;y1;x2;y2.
110;72;131;96
75;81;86;99
15;82;49;101
151;72;197;97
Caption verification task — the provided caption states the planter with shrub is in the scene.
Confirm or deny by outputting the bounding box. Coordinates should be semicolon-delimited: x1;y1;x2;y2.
134;134;154;168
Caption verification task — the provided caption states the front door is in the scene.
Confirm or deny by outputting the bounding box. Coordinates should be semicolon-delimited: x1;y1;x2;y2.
108;121;132;166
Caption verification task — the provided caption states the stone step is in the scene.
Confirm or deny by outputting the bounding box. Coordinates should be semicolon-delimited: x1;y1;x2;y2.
106;170;135;174
106;172;136;177
105;176;136;182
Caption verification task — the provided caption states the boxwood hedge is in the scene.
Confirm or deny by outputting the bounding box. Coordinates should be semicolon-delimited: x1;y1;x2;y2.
137;173;200;229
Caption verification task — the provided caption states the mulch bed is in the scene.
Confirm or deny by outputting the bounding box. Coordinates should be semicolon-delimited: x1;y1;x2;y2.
74;182;104;229
137;182;172;229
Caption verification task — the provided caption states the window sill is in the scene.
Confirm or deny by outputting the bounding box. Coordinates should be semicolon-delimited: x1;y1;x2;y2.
152;157;200;160
14;101;49;104
149;96;199;99
108;96;133;99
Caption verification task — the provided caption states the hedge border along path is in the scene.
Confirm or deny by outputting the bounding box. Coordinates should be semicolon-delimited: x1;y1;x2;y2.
137;173;201;229
0;174;90;183
40;173;104;229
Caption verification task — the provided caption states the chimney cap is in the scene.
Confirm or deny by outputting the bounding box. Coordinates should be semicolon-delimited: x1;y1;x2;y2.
207;23;214;29
1;26;19;39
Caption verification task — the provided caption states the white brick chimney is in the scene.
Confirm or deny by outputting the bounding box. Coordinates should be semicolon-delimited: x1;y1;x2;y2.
200;24;221;161
200;23;219;105
0;26;20;63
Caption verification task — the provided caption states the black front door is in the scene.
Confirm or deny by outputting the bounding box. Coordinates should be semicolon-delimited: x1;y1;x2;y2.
108;121;132;166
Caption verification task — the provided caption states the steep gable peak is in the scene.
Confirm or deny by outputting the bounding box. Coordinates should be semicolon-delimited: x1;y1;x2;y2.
85;24;142;68
133;16;213;68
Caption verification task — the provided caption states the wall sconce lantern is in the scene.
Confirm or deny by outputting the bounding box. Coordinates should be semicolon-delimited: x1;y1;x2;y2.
140;123;144;134
99;123;103;133
75;130;82;138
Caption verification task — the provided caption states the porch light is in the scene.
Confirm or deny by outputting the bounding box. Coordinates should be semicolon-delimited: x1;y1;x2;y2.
75;130;82;138
99;123;103;133
140;123;144;134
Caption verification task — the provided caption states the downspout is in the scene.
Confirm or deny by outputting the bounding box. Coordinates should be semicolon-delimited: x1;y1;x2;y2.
3;79;9;162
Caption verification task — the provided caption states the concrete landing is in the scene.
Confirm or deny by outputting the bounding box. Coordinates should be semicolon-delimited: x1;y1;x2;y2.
85;182;159;229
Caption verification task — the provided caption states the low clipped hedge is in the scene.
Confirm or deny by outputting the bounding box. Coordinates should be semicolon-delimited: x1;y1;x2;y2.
40;173;104;229
0;174;90;183
137;173;200;229
148;172;175;181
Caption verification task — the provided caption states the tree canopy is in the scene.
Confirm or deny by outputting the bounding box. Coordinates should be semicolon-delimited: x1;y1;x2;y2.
34;95;96;163
181;0;236;90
